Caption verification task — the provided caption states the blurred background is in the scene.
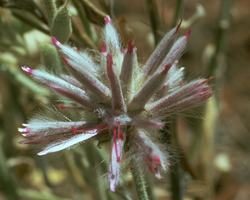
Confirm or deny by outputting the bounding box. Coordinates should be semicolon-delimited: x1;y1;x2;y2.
0;0;249;199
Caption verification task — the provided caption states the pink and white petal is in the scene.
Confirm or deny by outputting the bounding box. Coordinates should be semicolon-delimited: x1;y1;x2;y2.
51;37;99;76
20;133;70;145
21;66;93;108
108;127;125;191
103;16;123;73
106;54;126;112
157;63;184;97
37;129;98;155
166;64;184;91
21;120;88;136
64;58;111;101
162;86;212;114
144;22;181;75
60;74;83;88
104;16;121;54
146;79;210;113
129;65;171;113
157;32;190;73
109;154;121;192
120;42;138;99
133;129;168;175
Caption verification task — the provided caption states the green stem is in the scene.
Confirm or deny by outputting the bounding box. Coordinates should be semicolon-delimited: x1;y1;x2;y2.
170;165;183;200
145;0;161;45
12;10;50;34
131;159;152;200
79;0;107;24
73;144;108;200
205;0;233;78
72;0;94;40
172;0;184;26
71;21;96;49
169;117;184;200
0;136;19;200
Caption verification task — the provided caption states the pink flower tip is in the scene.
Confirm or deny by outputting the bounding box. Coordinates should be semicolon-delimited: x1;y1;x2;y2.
162;64;172;74
104;15;112;24
61;56;69;65
21;65;33;75
18;127;29;134
152;155;161;165
56;103;66;109
100;42;107;53
127;40;135;54
51;36;61;47
184;29;192;38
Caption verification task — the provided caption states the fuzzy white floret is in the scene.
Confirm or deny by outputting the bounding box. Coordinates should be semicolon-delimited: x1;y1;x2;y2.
138;130;168;171
27;119;86;133
104;21;123;73
109;134;124;191
104;22;120;54
33;70;87;96
166;65;184;90
60;45;99;75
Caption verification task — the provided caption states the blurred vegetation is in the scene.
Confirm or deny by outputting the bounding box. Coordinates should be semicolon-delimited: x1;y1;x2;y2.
0;0;250;199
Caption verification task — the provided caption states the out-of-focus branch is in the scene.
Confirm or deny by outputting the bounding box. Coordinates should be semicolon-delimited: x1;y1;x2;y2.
0;136;19;200
79;0;108;25
0;0;47;24
71;0;94;40
71;21;96;49
199;1;233;199
12;10;50;35
170;117;185;200
205;0;233;78
145;0;161;45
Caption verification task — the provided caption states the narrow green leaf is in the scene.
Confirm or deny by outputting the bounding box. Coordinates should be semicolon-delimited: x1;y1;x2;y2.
43;0;57;26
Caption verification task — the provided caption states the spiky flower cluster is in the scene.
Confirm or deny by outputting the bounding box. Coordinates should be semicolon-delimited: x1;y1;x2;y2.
19;16;212;191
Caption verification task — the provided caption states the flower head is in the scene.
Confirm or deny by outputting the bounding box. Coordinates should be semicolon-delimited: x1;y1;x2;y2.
19;16;212;191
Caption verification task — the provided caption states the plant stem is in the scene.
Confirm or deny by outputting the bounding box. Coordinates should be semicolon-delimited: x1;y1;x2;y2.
205;0;233;78
145;0;161;45
71;21;96;48
170;164;183;200
79;0;107;25
170;117;184;200
0;135;19;200
71;0;94;39
12;10;50;34
172;0;184;26
131;159;152;200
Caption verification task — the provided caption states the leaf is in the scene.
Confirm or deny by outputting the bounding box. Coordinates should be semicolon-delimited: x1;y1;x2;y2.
41;43;61;71
42;0;57;26
51;4;72;43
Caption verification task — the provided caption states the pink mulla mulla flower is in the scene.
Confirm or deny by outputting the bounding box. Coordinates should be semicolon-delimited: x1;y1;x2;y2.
19;16;212;192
